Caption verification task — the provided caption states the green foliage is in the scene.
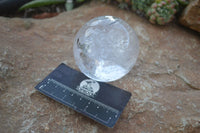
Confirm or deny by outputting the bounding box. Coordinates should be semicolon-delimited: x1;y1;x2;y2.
19;0;65;11
119;0;189;25
177;0;189;5
147;0;179;25
76;0;85;3
132;0;155;13
19;0;87;11
19;0;189;25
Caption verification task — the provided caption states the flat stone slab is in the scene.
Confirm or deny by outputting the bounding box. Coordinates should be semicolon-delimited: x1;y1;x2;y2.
0;1;200;133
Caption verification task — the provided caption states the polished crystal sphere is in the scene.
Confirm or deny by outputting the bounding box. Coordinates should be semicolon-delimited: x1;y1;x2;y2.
73;16;139;82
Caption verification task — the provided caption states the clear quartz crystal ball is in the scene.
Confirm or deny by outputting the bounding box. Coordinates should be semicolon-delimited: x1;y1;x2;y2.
73;16;139;82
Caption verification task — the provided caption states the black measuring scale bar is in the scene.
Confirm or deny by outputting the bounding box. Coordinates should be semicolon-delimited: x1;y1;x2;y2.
35;63;131;128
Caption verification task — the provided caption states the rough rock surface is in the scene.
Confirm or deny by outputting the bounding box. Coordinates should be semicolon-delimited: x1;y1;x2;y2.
0;1;200;133
180;0;200;32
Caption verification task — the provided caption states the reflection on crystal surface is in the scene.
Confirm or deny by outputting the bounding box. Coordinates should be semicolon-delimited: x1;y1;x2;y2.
73;16;139;82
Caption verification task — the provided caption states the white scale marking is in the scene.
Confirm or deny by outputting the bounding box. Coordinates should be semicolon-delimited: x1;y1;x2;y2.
40;78;119;124
62;95;67;100
39;85;44;89
50;79;119;114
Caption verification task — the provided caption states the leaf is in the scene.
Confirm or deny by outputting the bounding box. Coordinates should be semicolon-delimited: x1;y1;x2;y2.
19;0;65;11
76;0;85;3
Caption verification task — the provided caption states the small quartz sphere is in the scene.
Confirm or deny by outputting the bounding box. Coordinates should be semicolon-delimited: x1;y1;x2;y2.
73;16;139;82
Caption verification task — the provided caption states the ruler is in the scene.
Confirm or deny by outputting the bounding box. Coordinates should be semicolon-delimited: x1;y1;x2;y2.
35;63;131;128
